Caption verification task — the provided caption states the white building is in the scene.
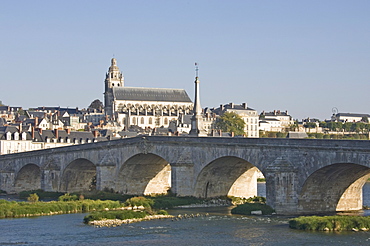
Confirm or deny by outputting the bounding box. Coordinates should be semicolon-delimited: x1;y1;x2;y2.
260;110;293;129
259;118;283;132
331;113;370;123
212;103;259;137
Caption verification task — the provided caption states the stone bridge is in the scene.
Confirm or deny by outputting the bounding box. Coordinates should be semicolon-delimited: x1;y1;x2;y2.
1;136;370;215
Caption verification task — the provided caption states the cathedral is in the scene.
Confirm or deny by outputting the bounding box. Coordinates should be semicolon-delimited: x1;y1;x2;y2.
104;58;194;130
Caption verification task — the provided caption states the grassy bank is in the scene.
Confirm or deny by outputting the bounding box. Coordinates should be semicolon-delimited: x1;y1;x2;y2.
289;215;370;231
0;199;122;218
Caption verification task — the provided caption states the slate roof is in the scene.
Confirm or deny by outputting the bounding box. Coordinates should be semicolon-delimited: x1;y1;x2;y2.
113;87;192;103
336;113;370;118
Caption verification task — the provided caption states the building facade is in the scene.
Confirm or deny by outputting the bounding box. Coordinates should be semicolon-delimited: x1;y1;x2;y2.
104;58;194;130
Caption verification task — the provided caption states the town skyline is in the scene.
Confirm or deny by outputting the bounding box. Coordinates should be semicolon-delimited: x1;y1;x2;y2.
1;1;369;120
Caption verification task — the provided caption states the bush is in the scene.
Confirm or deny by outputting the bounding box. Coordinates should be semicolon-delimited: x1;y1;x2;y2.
19;190;64;200
27;193;39;203
289;215;370;231
150;196;204;209
229;196;266;205
231;202;274;215
58;193;78;201
124;196;154;208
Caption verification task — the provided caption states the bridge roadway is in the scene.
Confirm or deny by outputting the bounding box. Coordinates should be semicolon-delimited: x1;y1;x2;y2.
1;136;370;215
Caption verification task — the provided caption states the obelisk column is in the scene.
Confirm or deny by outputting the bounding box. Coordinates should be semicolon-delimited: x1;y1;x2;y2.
189;63;206;136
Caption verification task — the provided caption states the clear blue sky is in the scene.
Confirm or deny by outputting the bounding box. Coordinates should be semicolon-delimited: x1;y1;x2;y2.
1;0;369;120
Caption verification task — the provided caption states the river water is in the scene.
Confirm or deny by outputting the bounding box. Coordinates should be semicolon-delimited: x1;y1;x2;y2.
1;183;370;246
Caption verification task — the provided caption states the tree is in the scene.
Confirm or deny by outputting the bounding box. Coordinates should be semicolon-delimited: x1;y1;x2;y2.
88;99;104;111
215;112;245;136
27;193;39;203
304;122;317;129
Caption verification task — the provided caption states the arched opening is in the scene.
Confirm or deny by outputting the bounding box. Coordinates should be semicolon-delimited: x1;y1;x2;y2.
194;156;262;198
14;164;41;193
60;158;96;193
298;163;370;213
118;153;171;195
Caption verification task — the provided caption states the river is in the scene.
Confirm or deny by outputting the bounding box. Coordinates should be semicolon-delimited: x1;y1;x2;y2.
1;183;370;246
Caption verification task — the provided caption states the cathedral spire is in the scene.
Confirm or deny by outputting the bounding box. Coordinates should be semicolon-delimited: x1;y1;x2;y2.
189;63;207;136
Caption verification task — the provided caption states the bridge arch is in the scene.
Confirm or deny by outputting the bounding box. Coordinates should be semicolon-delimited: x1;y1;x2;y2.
60;158;96;193
14;164;41;193
194;156;261;198
298;163;370;213
117;153;171;195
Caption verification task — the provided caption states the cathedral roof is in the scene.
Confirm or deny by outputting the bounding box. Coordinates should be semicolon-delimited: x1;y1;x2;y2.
113;87;192;103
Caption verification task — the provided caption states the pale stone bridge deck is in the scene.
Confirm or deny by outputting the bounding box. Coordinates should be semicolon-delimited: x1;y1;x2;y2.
1;136;370;215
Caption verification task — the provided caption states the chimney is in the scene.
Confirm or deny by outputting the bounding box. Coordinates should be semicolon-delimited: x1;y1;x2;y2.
273;110;276;115
35;117;39;127
242;103;247;109
231;132;234;137
219;129;222;137
55;129;59;140
19;123;22;133
229;102;234;108
93;130;99;138
38;128;42;134
66;128;71;134
220;104;224;111
31;127;35;139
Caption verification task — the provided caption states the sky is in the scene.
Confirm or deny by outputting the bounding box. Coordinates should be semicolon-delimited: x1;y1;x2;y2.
1;0;369;120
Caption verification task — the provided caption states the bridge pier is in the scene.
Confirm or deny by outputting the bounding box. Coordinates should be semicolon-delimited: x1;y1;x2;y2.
0;171;15;194
265;157;298;214
171;162;194;196
96;165;116;191
41;169;60;192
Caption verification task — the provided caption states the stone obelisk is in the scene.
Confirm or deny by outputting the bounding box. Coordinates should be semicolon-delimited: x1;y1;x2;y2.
189;63;207;136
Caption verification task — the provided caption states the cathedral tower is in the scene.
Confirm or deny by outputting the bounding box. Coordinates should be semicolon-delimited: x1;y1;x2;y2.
104;58;124;118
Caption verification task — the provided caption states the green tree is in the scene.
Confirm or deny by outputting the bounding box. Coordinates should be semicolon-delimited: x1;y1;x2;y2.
304;122;317;130
27;193;39;203
215;112;245;136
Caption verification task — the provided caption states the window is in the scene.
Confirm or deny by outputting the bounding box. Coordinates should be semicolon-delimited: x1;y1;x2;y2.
141;117;145;124
164;118;168;125
149;117;153;124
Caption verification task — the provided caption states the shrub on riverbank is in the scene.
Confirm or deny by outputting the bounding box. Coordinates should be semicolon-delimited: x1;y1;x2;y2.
19;190;64;200
289;215;370;231
0;199;122;218
231;202;275;215
150;195;205;209
229;196;266;205
83;210;148;224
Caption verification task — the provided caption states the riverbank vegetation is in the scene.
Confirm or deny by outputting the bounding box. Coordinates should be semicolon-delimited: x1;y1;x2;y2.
289;215;370;231
0;196;122;218
230;196;275;215
0;190;219;219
